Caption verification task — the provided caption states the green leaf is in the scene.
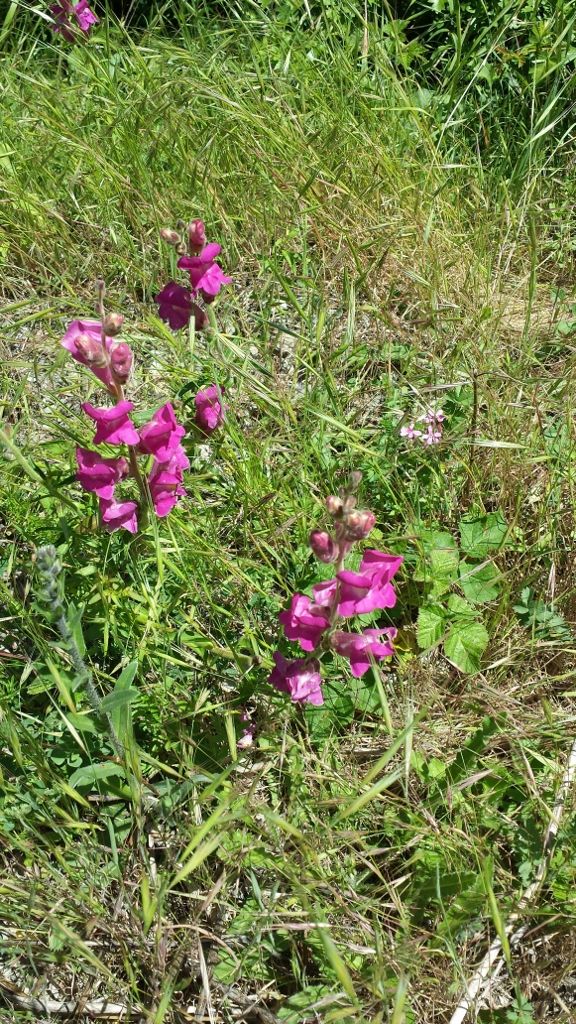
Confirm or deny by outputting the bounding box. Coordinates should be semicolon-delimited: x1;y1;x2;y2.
444;621;489;673
459;560;500;604
99;687;139;714
416;604;446;649
68;762;126;788
106;660;138;744
459;512;508;558
447;593;477;618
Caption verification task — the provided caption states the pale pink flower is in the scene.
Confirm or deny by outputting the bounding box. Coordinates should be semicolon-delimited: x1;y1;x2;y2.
194;385;225;434
76;448;128;500
331;628;397;677
422;426;442;445
82;400;140;446
138;403;185;462
61;320;115;392
237;726;255;749
99;497;138;534
279;594;330;652
400;422;422;440
269;653;324;706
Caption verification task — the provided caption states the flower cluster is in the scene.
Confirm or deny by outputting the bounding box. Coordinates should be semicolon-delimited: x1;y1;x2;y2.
60;272;226;534
50;0;98;41
400;408;445;446
269;475;402;706
155;219;231;333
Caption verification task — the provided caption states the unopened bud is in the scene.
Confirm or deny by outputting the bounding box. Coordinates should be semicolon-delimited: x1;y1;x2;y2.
348;470;363;490
343;509;376;541
187;218;206;253
75;332;107;366
103;313;124;336
160;228;182;246
192;303;208;331
309;530;338;563
326;495;343;517
110;342;133;383
342;494;357;514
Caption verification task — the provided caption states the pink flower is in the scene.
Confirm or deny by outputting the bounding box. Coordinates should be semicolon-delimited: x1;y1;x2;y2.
50;0;98;39
148;446;190;517
76;448;128;500
74;0;98;31
82;400;140;446
194;385;225;434
331;628;397;677
109;342;133;384
310;552;402;619
138;403;186;462
237;726;255;749
400;422;422;440
187;219;207;253
178;245;232;301
309;530;337;563
422;426;442;445
269;653;324;706
61;320;115;391
154;282;207;331
360;549;404;584
336;568;398;616
99;497;138;534
279;594;330;652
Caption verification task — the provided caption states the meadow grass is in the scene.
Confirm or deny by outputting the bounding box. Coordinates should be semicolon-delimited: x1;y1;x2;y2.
1;5;576;1022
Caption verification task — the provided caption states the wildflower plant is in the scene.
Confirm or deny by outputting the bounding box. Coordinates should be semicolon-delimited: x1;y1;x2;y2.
49;0;98;41
155;219;231;333
60;219;230;534
269;473;402;706
401;408;445;446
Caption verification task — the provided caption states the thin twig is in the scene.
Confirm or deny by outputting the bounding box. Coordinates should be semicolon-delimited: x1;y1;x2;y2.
449;733;576;1024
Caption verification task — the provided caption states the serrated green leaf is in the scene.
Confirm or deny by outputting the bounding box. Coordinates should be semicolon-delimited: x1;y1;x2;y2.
416;604;445;649
459;560;500;604
444;621;489;673
447;593;476;618
459;512;508;558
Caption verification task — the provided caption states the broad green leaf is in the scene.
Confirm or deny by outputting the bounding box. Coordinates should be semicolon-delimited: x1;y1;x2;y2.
99;687;139;714
107;660;138;743
68;762;126;788
459;560;500;604
416;604;445;649
459;512;508;558
444;621;489;673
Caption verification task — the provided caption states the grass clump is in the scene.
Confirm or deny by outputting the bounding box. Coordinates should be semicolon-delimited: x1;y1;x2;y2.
1;4;576;1022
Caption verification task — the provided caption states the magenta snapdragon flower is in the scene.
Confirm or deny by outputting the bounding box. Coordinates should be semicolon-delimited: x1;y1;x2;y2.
178;244;232;301
82;400;140;446
50;0;98;40
194;385;225;434
99;497;138;534
61;320;116;392
269;653;324;706
331;627;397;677
76;448;128;500
154;282;207;331
138;403;186;462
279;594;330;652
147;445;190;517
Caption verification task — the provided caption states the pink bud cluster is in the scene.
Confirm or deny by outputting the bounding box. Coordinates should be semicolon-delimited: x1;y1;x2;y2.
155;219;231;332
60;285;225;532
400;409;445;446
269;477;402;706
50;0;98;40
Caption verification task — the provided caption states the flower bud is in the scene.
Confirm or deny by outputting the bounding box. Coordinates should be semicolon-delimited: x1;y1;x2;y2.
75;332;107;366
109;342;133;383
348;470;363;490
103;313;124;336
187;219;206;253
342;494;357;514
160;228;182;246
309;530;337;563
343;509;376;541
325;495;343;517
192;303;208;331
